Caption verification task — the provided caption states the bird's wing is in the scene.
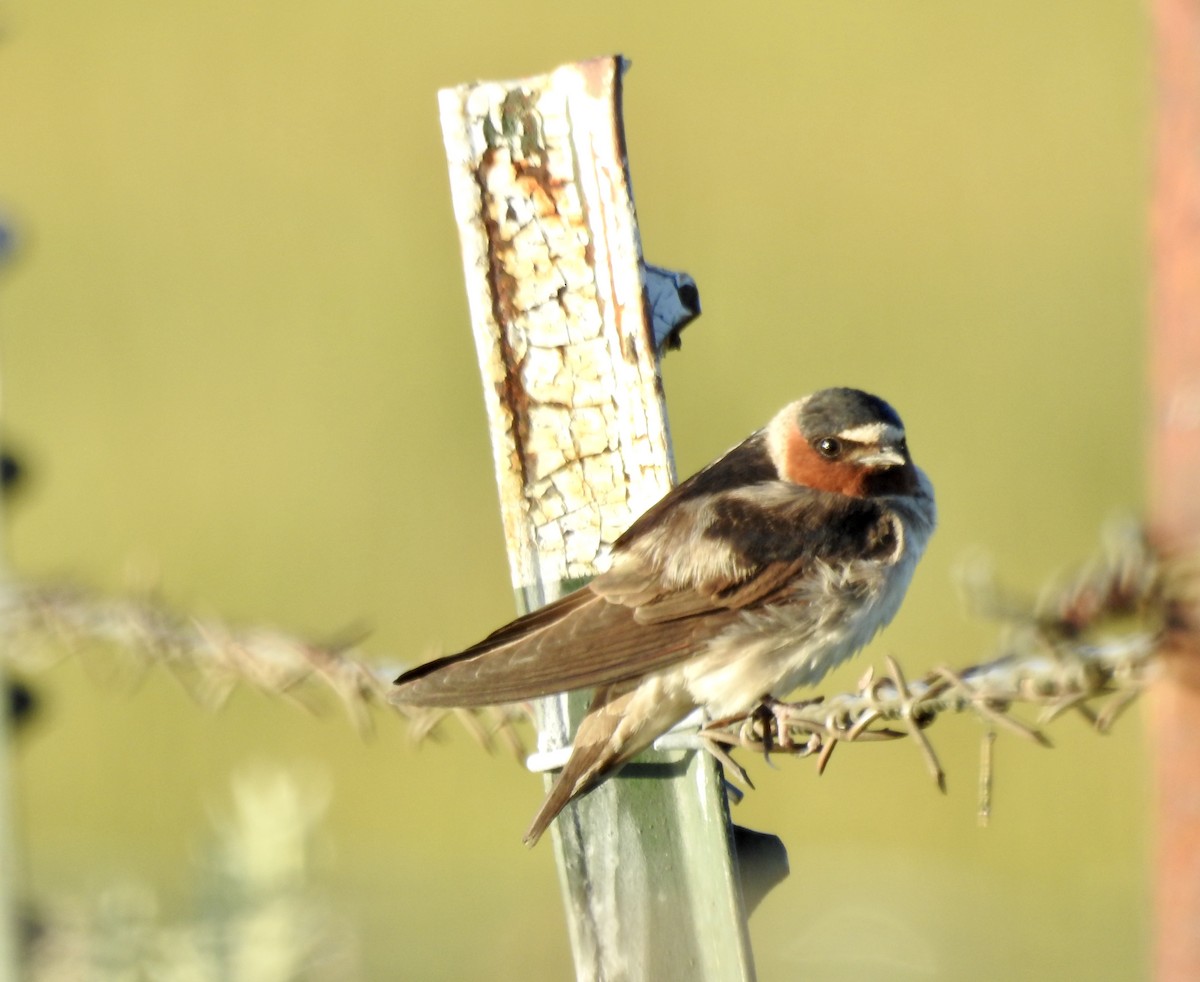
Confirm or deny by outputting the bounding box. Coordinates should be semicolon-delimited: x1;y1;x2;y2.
392;440;901;708
391;586;735;707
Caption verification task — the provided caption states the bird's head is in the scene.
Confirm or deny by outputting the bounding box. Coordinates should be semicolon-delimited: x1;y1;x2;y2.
767;387;919;498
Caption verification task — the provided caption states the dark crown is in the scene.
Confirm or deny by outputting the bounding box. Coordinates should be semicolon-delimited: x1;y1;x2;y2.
797;388;904;440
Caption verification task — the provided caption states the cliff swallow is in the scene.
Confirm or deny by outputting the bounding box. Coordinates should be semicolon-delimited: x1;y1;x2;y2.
392;387;936;844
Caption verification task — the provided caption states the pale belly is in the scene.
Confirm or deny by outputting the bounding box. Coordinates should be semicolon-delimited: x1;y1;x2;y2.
674;551;920;719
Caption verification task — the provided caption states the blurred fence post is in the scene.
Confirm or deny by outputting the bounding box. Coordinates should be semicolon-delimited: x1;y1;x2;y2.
0;226;19;981
438;56;756;980
1149;1;1200;978
0;485;18;959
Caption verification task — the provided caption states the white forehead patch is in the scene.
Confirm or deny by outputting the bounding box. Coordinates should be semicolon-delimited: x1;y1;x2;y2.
837;421;905;445
765;399;810;466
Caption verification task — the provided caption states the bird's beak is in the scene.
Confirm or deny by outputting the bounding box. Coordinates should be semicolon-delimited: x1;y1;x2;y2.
858;446;907;468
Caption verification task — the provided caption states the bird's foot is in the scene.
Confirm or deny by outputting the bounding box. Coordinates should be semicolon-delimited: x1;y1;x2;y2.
755;695;824;758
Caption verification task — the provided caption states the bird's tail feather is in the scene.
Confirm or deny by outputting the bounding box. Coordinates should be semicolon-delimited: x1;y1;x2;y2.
522;686;694;846
522;711;622;846
523;766;591;846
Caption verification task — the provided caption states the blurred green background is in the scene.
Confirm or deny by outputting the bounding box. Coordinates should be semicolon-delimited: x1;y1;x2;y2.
0;1;1150;979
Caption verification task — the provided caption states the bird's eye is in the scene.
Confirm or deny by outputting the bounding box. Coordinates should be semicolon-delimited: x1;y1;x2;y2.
816;437;842;458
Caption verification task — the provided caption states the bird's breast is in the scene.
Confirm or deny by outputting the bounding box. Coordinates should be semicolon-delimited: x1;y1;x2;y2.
677;495;934;719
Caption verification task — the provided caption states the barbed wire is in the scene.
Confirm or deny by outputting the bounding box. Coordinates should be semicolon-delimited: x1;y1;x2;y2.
0;521;1185;810
686;521;1175;819
0;581;527;757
